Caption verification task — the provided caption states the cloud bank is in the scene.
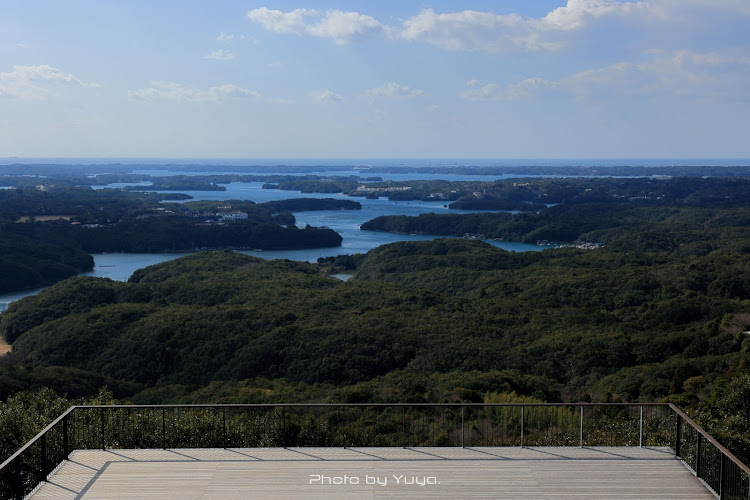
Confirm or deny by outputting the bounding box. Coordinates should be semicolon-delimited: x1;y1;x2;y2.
0;65;94;100
247;8;383;45
203;49;234;60
128;82;260;103
461;50;750;101
363;83;424;100
247;1;750;53
311;90;343;102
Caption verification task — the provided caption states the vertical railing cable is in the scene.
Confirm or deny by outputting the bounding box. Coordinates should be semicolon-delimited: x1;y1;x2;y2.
161;408;166;449
100;408;105;450
222;407;227;449
402;406;406;448
579;406;584;448
63;414;69;458
14;457;21;500
461;406;464;448
639;405;643;448
696;432;702;479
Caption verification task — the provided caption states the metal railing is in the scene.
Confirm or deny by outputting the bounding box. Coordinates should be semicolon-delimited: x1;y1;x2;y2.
0;403;747;499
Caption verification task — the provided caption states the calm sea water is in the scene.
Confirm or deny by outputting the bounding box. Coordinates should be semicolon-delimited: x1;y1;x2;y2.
14;156;742;306
0;179;542;307
132;169;510;182
6;156;747;307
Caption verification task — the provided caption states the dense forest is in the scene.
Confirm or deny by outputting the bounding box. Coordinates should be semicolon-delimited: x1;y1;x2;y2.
361;203;750;249
0;236;93;294
0;188;353;293
1;172;750;466
1;237;749;461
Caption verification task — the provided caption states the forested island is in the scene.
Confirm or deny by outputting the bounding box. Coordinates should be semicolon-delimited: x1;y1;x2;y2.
0;188;354;293
122;175;226;191
361;177;750;245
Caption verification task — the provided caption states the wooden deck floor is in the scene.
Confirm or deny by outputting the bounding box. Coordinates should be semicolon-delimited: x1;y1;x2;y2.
31;446;714;499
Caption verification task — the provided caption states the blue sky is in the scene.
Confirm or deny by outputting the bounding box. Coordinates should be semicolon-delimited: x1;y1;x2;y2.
1;0;749;159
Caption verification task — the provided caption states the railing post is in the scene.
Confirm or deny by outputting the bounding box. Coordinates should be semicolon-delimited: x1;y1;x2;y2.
63;414;69;458
639;405;643;448
520;405;524;448
222;407;227;449
579;406;584;448
402;406;406;448
719;452;726;500
282;407;286;448
162;408;166;449
696;432;702;479
100;408;105;450
14;456;22;500
461;406;465;448
675;413;682;458
40;433;47;482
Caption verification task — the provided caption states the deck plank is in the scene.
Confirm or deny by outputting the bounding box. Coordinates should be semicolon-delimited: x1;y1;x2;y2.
31;447;715;499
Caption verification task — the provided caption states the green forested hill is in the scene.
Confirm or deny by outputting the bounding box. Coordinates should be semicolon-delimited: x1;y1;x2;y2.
0;236;93;293
2;242;747;407
360;203;750;250
0;189;347;293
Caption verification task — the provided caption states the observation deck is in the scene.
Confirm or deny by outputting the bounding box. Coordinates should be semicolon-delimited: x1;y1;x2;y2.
2;403;748;499
33;446;712;499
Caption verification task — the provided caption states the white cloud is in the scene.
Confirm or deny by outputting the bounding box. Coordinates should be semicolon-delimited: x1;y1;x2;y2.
311;90;343;102
247;8;383;44
645;0;750;19
540;0;637;31
671;50;750;68
462;49;750;102
268;61;282;68
128;82;260;103
248;8;312;34
0;65;94;100
400;9;537;52
203;49;234;60
399;2;645;53
217;32;235;42
246;2;639;53
461;78;556;101
363;83;424;99
560;50;750;100
246;2;750;54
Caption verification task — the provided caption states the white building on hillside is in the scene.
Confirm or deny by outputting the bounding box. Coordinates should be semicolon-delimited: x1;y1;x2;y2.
221;212;248;221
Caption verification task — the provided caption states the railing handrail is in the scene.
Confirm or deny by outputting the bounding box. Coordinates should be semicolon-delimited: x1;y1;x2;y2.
0;406;75;471
75;402;669;409
669;403;750;477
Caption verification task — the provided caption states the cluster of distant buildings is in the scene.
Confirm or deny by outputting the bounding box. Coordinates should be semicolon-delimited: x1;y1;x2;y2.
355;185;412;193
537;240;604;250
188;206;249;224
219;212;248;220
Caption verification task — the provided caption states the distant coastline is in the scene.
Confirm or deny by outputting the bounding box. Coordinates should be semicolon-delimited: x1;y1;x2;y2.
2;157;750;168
